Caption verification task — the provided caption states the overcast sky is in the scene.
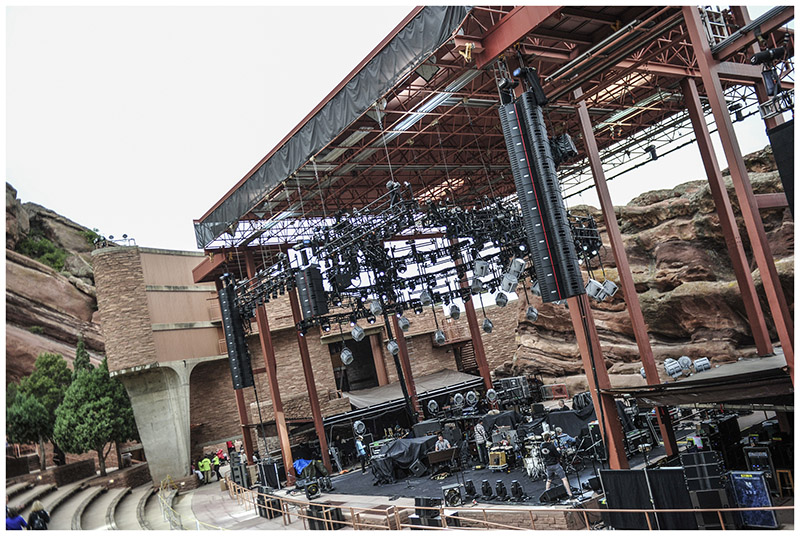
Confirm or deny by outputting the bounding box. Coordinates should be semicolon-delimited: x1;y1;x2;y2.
6;5;783;252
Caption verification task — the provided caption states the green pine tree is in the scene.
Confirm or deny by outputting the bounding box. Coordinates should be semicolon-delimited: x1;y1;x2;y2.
7;392;49;449
73;336;93;378
17;352;73;470
54;358;138;476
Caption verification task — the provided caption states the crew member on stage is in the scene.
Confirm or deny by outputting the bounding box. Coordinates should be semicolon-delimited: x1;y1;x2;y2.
435;433;451;451
540;431;574;499
552;399;569;412
554;427;576;448
355;436;368;474
474;421;488;464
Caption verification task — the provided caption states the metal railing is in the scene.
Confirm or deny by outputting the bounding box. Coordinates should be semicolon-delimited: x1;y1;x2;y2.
225;478;793;530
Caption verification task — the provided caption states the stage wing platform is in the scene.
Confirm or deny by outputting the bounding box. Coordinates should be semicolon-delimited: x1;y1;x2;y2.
345;369;483;409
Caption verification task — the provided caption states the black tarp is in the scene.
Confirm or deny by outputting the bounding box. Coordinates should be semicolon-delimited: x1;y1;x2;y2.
371;436;438;484
546;409;596;438
194;6;471;248
481;410;522;432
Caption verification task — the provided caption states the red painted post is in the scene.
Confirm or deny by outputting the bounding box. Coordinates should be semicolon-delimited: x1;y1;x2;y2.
368;333;390;386
683;6;794;383
391;314;423;421
680;77;773;356
244;251;296;485
287;289;333;473
567;294;629;469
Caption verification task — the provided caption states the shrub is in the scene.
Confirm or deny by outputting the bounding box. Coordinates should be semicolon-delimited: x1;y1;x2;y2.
28;326;44;335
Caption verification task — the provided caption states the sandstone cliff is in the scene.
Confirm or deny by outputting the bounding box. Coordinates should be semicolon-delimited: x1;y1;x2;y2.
6;184;104;383
506;146;793;393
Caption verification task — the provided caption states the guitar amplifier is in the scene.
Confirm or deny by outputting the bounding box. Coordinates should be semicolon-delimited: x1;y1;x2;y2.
488;451;507;467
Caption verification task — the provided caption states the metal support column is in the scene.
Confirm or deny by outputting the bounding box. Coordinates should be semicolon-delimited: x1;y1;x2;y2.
244;251;296;485
567;294;629;469
574;87;675;456
452;239;494;391
680;77;774;356
369;333;390;386
684;6;794;383
287;289;332;473
390;314;423;421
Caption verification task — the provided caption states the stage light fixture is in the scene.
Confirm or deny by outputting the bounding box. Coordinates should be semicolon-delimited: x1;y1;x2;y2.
495;292;508;307
693;357;711;372
531;281;541;296
482;318;494;333
663;358;682;379
640;367;646;379
449;304;461;319
340;347;354;366
646;145;658;161
464;480;477;498
525;306;539;323
370;300;383;316
398;316;411;332
585;279;607;301
481;480;494;499
453;393;465;406
349;315;356;326
427;399;439;415
434;330;446;345
387;340;400;356
474;259;489;277
678;355;692;371
602;280;618;298
322;322;331;332
353;420;366;436
420;290;432;306
351;325;366;342
495;480;508;501
465;391;478;406
414;305;423;315
501;273;517;292
471;278;484;292
509;257;526;277
486;389;498;403
367;314;376;325
510;480;525;502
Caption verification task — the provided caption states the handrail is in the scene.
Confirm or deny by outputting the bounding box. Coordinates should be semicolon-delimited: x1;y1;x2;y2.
225;478;793;530
157;477;226;530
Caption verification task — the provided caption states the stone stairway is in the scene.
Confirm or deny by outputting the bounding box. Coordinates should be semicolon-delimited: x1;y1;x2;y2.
113;483;152;530
142;487;172;530
10;483;57;519
80;487;129;530
48;486;100;530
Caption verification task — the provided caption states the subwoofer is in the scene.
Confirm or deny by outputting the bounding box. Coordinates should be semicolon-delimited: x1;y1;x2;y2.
409;459;427;477
539;485;568;502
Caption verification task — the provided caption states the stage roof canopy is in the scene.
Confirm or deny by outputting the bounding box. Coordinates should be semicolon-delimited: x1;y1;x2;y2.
194;5;794;264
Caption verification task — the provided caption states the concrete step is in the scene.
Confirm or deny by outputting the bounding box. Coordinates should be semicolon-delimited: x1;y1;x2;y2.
71;486;106;530
6;481;34;499
171;491;198;530
105;487;132;530
82;486;129;530
114;484;152;530
11;483;57;518
41;479;89;517
48;486;99;530
143;488;173;530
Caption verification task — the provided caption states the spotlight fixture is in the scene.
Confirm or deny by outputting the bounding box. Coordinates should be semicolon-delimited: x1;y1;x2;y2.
453;392;465;406
646;145;658;161
640;367;646;379
367;314;376;325
495;292;508;307
530;281;541;297
398;316;411;332
322;322;331;332
495;480;508;501
370;300;383;315
387;340;400;356
427;399;439;415
486;388;498;403
677;355;692;371
413;305;423;315
419;290;432;306
465;390;479;406
464;480;477;498
525;306;539;323
501;273;518;292
510;480;525;502
482;318;494;333
449;303;461;319
471;278;484;292
351;325;366;342
585;279;607;301
509;257;526;277
340;347;354;366
434;330;446;345
481;479;494;499
474;259;489;277
602;279;618;298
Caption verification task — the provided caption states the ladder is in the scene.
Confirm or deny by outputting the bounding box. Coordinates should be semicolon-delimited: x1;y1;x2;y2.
700;6;731;45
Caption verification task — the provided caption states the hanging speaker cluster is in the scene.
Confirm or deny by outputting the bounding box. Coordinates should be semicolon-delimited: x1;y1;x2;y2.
498;83;584;304
295;264;329;320
218;274;255;390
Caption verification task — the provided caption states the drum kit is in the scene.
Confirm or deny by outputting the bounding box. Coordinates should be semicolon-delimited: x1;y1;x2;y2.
522;434;547;480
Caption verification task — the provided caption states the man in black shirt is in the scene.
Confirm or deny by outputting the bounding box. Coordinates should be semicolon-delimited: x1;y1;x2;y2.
540;431;573;499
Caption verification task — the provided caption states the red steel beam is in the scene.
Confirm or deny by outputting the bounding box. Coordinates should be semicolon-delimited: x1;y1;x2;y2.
680;77;773;357
287;289;333;472
244;251;296;485
684;6;793;383
391;314;423;421
369;333;390;386
567;294;629;469
756;192;790;210
713;6;794;62
574;87;677;457
475;6;561;68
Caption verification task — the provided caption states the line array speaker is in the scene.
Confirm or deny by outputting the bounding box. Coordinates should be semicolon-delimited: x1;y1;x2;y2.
218;277;255;390
295;264;329;319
